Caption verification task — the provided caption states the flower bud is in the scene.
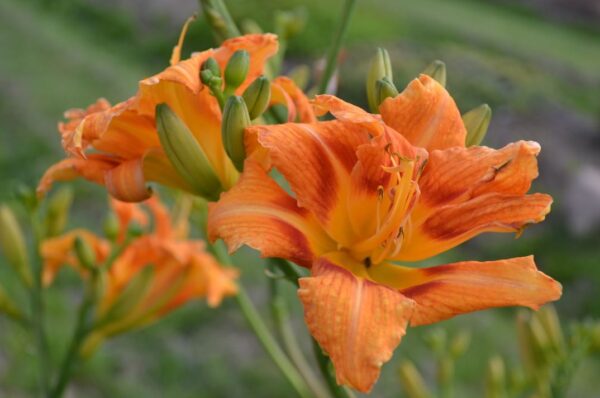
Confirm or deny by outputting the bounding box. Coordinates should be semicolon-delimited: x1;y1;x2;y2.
0;205;32;286
15;184;38;211
201;57;221;78
44;186;73;237
274;8;307;40
155;103;223;201
423;328;446;355
375;77;399;107
103;212;120;241
449;330;471;358
127;221;144;238
222;96;251;172
529;314;552;360
224;50;249;91
464;104;492;147
242;76;271;120
536;305;565;355
241;19;263;34
0;283;23;321
99;266;154;324
398;360;432;398
485;355;507;398
422;60;447;87
74;235;96;270
367;47;393;113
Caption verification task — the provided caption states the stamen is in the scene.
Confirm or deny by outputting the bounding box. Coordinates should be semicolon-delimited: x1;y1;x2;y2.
376;185;384;234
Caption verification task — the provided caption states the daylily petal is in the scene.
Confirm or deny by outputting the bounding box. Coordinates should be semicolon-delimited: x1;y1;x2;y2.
419;141;541;208
380;75;466;150
312;95;381;125
396;193;553;261
37;155;119;197
248;120;371;246
59;98;111;156
164;252;238;311
40;229;110;285
388;256;561;326
271;76;317;123
110;199;149;242
104;158;152;202
207;160;334;267
298;254;414;392
347;129;426;241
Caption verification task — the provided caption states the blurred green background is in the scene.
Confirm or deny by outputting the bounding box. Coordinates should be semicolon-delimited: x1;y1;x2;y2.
1;0;599;396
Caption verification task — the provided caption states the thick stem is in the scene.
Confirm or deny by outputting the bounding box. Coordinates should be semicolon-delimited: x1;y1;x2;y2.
29;214;51;397
268;266;331;398
199;0;240;44
317;0;358;94
49;283;95;398
235;289;313;398
210;241;312;398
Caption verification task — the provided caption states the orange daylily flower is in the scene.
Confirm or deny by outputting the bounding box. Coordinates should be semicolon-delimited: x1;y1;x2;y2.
38;33;315;202
208;74;561;392
41;195;237;345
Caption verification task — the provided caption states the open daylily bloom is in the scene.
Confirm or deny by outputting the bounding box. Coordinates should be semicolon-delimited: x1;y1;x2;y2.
208;74;561;392
37;33;315;202
41;195;237;349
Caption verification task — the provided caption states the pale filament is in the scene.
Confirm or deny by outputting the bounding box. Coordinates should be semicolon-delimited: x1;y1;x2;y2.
351;151;417;259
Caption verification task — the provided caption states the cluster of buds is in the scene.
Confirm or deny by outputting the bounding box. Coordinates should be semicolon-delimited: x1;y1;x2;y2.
397;306;600;398
398;328;471;398
157;48;272;198
366;48;492;146
0;188;237;359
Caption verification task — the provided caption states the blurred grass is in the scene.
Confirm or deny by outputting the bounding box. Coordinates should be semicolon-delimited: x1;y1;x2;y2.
0;0;599;396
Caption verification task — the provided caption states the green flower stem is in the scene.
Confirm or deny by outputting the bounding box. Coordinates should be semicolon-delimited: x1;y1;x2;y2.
49;277;96;398
317;0;357;94
28;213;51;397
199;0;240;44
268;264;331;398
210;241;312;398
312;339;356;398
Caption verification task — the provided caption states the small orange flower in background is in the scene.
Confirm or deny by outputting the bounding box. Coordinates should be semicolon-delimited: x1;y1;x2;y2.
41;194;237;352
37;33;315;203
208;74;562;392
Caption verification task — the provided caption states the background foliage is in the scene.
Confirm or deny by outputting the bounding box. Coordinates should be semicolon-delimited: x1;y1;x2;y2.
1;0;599;396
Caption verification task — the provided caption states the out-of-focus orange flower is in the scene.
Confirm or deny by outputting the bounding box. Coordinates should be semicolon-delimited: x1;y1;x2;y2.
37;33;315;202
208;75;561;392
41;195;237;346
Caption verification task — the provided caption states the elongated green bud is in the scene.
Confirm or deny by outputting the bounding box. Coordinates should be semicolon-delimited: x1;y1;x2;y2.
450;330;471;358
103;212;119;241
241;19;263;34
201;57;221;78
398;360;432;398
375;77;399;107
44;186;73;237
0;283;23;321
485;356;507;398
99;266;154;325
155;103;223;201
222;96;251;172
422;60;447;87
224;50;249;92
464;104;492;147
367;47;393;113
275;8;307;40
529;314;552;364
0;206;32;286
74;235;96;270
536;305;565;355
242;76;271;120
